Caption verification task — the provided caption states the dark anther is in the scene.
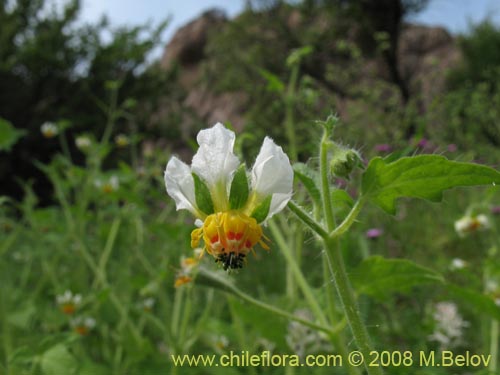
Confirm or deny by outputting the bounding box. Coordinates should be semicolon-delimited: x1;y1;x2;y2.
215;252;246;270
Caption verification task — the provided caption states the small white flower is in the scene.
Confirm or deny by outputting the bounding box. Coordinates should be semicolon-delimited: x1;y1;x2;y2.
429;302;468;349
71;316;96;335
41;122;58;138
450;258;467;270
286;309;331;360
95;175;119;193
454;214;490;237
141;297;156;312
164;123;293;270
56;290;82;315
75;135;92;150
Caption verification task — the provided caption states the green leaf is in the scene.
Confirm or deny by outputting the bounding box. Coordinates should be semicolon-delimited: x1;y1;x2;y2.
41;344;78;375
192;173;214;215
447;285;500;321
258;68;285;93
293;163;321;207
250;195;272;223
331;189;354;210
351;256;444;299
361;155;500;214
0;118;25;152
229;164;249;210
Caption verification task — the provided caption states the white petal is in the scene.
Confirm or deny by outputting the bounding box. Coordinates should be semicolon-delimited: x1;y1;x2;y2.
191;123;240;189
251;137;293;220
164;156;198;216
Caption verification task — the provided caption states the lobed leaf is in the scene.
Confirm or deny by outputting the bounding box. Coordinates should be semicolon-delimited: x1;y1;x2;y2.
361;155;500;214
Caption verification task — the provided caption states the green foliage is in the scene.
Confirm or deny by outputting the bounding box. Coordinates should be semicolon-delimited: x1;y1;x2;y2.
352;256;444;299
0;0;178;201
361;155;500;214
0;118;25;151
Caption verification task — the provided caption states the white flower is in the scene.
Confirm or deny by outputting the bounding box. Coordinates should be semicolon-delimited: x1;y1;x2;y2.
56;290;82;315
164;123;293;270
450;258;467;270
250;137;294;220
286;309;331;360
71;316;96;335
140;297;156;312
75;135;92;150
41;122;58;138
95;175;119;193
454;214;490;237
429;302;469;349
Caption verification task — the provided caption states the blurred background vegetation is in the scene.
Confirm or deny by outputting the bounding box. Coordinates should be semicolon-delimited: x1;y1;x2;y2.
0;0;499;374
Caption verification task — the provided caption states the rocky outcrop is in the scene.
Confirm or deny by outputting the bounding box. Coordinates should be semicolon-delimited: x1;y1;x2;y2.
398;25;461;111
161;9;247;131
159;9;461;133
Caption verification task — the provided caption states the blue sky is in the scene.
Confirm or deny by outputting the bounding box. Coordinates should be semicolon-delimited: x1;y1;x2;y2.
77;0;500;60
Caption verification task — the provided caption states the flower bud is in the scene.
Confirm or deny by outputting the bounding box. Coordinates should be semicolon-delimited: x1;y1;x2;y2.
330;146;361;179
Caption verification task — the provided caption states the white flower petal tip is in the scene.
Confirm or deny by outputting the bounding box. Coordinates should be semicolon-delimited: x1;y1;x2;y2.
251;137;294;221
191;123;240;188
164;156;198;215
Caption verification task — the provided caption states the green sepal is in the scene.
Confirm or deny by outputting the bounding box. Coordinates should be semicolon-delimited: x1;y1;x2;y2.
250;195;272;223
293;163;321;208
192;173;214;215
229;164;249;210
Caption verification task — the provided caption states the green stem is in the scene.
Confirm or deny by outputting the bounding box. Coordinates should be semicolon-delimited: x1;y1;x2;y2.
329;199;365;239
101;85;119;145
324;238;383;375
284;64;299;162
58;132;72;163
317;128;382;375
269;220;329;327
171;287;184;340
94;218;121;288
196;268;344;336
320;132;335;232
287;201;328;239
491;319;499;374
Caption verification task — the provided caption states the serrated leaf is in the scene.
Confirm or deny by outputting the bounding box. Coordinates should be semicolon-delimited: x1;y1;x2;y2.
0;118;25;152
250;195;272;223
293;163;321;207
351;256;444;299
447;285;500;321
229;164;249;210
41;344;78;375
361;155;500;214
192;173;214;215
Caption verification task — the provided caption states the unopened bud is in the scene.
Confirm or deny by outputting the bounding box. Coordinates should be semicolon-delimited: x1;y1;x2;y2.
330;147;361;179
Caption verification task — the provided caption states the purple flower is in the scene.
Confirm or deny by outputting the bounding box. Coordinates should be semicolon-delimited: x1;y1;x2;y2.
492;206;500;215
416;138;429;148
374;144;392;153
447;144;457;152
366;228;383;239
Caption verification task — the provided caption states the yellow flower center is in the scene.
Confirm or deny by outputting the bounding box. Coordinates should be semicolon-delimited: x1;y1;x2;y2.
191;211;269;270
